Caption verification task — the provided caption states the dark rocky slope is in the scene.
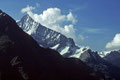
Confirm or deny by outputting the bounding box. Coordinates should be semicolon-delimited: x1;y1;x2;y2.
79;49;120;80
104;50;120;68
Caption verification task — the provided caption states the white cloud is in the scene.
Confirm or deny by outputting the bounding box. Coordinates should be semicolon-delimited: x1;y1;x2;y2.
84;28;101;33
21;5;84;42
36;3;40;7
77;34;85;42
21;5;35;13
105;33;120;50
67;12;77;24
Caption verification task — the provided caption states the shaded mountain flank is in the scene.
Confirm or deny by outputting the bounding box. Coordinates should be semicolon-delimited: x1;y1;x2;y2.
104;50;120;68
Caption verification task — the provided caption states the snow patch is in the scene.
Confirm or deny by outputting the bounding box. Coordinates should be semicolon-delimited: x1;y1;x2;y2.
27;22;39;35
56;34;61;39
51;44;60;50
99;49;120;58
0;13;2;15
70;47;89;58
16;20;20;23
60;46;70;55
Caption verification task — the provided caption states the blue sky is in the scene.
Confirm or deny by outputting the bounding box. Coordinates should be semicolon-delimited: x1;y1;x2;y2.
1;0;120;51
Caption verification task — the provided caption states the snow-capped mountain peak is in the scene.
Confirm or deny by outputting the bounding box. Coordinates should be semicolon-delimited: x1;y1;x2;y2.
17;14;104;59
18;14;39;35
18;14;109;61
17;14;120;79
17;14;79;56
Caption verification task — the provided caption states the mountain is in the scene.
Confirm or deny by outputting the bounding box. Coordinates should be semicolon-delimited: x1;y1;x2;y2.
17;14;89;57
78;49;120;80
17;14;120;80
0;10;103;80
103;50;120;68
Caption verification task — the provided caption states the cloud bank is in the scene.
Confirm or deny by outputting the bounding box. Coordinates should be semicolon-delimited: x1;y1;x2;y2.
105;33;120;50
21;5;84;42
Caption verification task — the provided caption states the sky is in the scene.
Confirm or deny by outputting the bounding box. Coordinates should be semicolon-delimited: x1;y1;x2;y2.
1;0;120;51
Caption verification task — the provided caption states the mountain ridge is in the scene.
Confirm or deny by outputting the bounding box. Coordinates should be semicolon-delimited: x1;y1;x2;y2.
17;14;89;58
0;10;102;80
17;13;120;80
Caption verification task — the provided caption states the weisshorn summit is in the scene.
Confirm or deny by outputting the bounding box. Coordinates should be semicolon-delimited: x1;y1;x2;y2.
0;10;103;80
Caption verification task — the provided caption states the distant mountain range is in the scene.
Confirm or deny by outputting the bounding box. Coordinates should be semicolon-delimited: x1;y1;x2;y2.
17;14;120;80
103;50;120;68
